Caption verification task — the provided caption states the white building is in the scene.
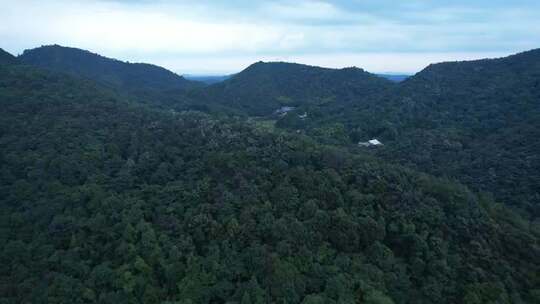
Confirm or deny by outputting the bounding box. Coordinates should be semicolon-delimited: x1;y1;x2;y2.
358;139;383;147
274;106;295;116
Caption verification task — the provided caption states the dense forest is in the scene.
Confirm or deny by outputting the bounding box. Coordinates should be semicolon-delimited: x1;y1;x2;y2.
18;45;203;107
1;46;540;303
273;50;540;218
18;45;202;92
0;49;16;65
193;61;394;116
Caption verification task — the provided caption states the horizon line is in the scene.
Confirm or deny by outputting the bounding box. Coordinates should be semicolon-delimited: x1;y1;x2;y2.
6;44;534;77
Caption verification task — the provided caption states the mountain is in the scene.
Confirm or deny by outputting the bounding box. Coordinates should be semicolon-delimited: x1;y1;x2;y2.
280;49;540;216
375;49;540;216
18;45;202;100
0;48;17;65
184;74;232;84
196;61;395;116
13;45;539;216
377;74;410;82
1;61;539;303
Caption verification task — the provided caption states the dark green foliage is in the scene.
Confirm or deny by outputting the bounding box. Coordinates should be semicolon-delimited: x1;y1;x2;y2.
278;49;540;217
17;45;248;115
0;48;17;65
19;45;201;91
18;45;203;103
1;63;539;303
195;61;394;116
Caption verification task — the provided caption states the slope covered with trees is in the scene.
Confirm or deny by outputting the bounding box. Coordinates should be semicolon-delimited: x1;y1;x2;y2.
0;48;17;65
1;58;539;304
277;49;540;217
195;61;394;116
18;45;202;103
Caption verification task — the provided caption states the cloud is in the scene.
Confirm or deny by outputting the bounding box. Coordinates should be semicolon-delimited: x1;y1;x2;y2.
0;0;539;73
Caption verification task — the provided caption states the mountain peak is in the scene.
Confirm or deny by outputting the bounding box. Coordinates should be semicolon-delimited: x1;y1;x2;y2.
203;60;393;115
19;45;200;92
239;61;373;79
22;44;127;64
413;47;540;80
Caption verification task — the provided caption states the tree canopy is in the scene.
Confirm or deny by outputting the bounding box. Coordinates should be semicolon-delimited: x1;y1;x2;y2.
1;61;539;303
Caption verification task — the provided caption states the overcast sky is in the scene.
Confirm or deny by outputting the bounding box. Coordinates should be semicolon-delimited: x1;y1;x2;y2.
1;0;539;75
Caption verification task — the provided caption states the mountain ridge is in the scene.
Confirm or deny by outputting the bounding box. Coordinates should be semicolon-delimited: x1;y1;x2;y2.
0;61;538;303
18;44;202;94
275;48;540;216
197;60;395;116
0;48;17;65
6;44;540;215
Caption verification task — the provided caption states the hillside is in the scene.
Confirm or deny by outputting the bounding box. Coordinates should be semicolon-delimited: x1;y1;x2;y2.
196;61;394;116
13;45;539;217
0;48;17;65
375;49;540;216
18;45;202;101
279;49;540;216
1;61;539;303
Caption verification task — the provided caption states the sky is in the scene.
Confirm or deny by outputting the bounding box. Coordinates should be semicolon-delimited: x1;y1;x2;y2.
1;0;539;75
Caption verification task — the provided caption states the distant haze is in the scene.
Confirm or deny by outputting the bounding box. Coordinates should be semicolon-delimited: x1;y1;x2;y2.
1;0;539;74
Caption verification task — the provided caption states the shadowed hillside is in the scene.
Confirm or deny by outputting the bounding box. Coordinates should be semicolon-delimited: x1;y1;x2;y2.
196;61;394;116
277;49;540;216
18;45;202;102
1;62;539;303
0;48;17;65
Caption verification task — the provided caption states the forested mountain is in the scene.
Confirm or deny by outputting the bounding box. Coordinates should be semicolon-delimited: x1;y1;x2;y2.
195;61;394;116
2;44;540;303
375;49;540;216
0;48;17;65
18;45;202;103
277;49;540;217
2;54;540;304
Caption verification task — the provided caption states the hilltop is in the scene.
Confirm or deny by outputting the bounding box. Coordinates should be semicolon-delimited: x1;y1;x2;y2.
18;45;202;102
196;61;394;116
